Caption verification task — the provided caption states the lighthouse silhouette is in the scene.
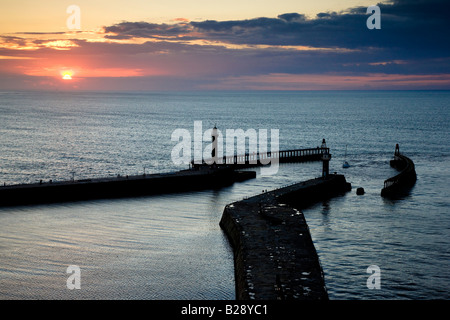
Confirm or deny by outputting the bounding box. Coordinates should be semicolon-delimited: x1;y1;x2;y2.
321;139;331;179
211;124;219;166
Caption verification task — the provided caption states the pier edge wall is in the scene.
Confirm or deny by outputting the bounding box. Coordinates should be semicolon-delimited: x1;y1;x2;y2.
220;174;351;300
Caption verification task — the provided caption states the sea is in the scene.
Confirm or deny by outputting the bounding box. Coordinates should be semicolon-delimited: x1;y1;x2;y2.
0;90;448;300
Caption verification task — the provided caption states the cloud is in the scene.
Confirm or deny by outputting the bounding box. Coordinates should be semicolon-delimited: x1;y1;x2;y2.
188;0;449;56
1;0;449;90
103;21;194;40
199;73;450;90
100;0;449;61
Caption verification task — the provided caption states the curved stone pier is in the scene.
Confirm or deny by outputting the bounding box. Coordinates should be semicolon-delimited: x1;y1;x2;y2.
220;174;351;300
381;144;417;198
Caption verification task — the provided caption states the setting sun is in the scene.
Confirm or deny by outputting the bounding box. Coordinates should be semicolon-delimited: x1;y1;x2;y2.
61;71;73;80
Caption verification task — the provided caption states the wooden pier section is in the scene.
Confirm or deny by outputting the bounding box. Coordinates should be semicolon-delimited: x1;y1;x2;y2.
192;146;329;169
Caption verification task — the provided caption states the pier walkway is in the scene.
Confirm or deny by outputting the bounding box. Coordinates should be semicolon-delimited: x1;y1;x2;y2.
0;167;255;207
192;146;329;169
0;141;331;206
220;174;351;300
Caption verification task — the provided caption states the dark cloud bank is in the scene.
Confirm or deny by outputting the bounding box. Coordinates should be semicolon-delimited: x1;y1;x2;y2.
100;0;450;80
105;0;449;56
3;0;448;90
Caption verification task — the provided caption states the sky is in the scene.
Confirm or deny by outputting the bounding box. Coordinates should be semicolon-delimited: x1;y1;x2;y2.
0;0;449;91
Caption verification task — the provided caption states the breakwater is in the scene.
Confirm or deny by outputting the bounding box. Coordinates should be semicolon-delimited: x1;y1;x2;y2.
219;174;351;300
0;167;255;206
0;143;330;207
381;144;417;198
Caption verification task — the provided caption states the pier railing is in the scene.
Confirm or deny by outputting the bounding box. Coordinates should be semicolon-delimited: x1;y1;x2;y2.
193;147;329;168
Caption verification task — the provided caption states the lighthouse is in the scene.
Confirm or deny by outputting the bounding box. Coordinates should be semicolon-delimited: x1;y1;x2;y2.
211;124;219;165
321;139;331;179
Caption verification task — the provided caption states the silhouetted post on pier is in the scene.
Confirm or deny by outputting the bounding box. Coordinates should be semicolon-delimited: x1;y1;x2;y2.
321;139;331;179
395;143;400;156
211;124;219;165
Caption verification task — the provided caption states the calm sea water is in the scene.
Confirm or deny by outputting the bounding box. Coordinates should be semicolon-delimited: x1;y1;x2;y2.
0;90;448;299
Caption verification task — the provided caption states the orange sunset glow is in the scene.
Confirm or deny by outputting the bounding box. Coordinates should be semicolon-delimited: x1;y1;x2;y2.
61;71;73;80
0;0;448;91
